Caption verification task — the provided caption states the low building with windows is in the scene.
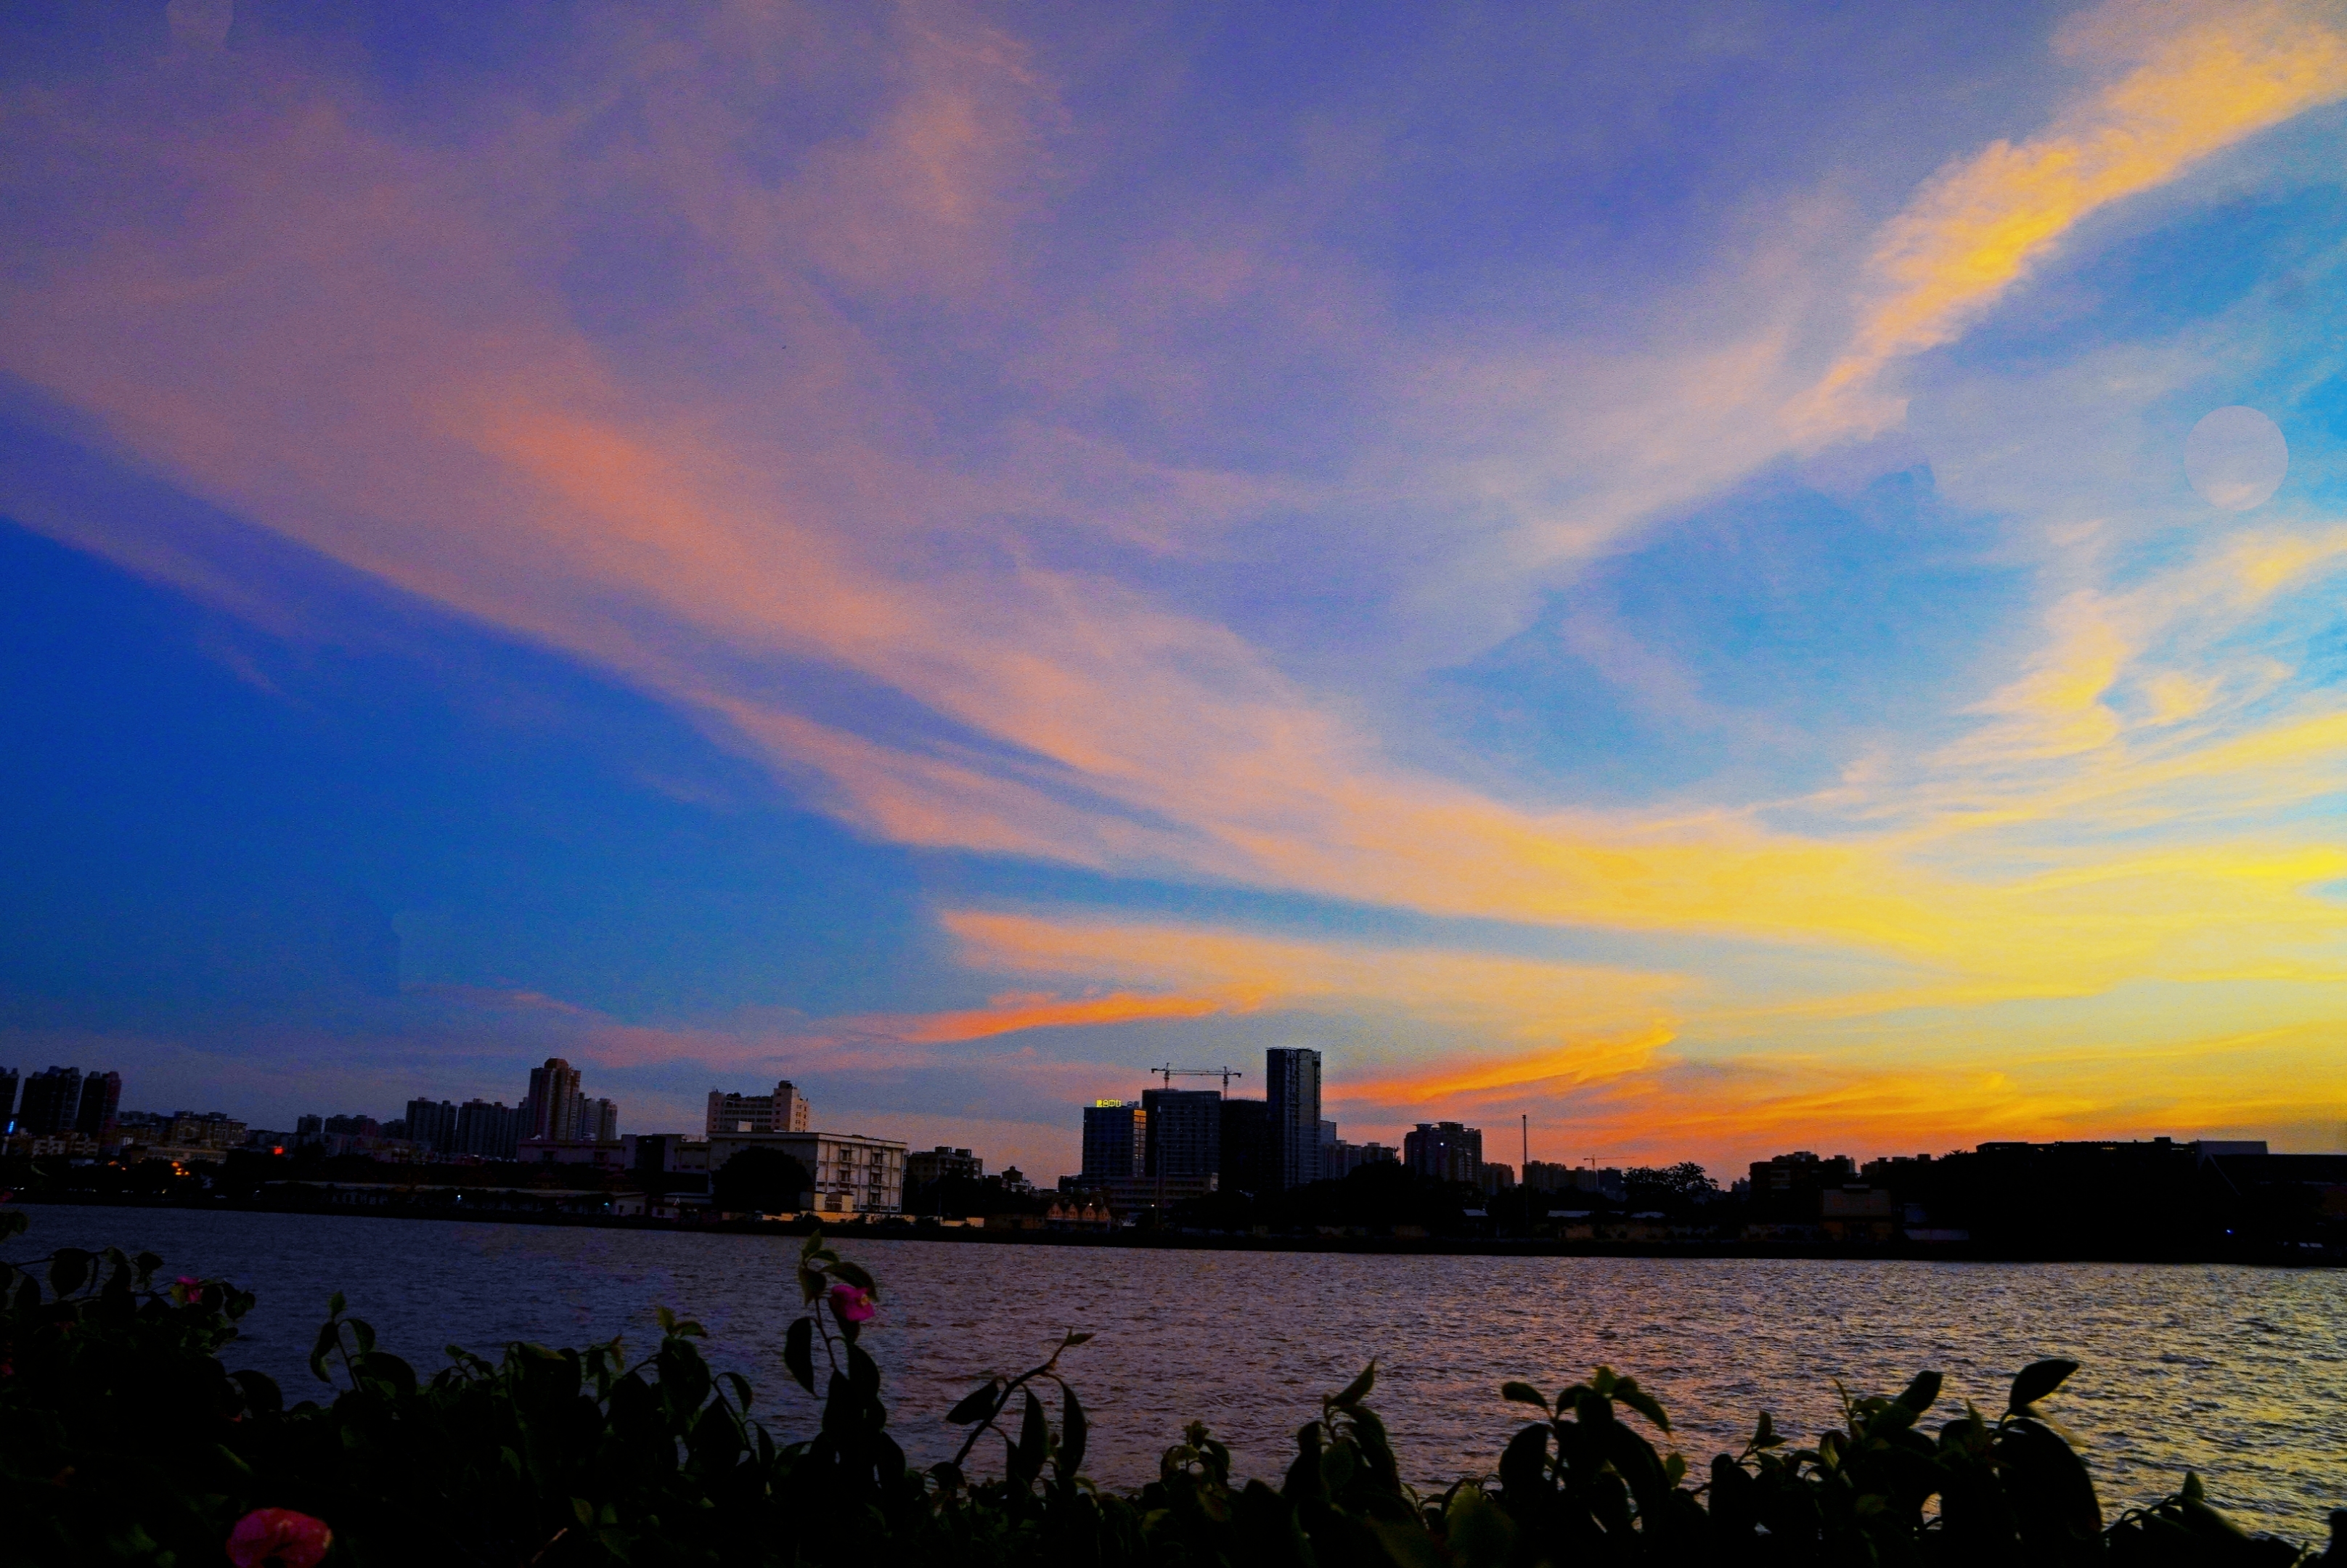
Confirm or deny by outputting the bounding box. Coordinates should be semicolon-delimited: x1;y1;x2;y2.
518;1138;632;1171
706;1129;906;1214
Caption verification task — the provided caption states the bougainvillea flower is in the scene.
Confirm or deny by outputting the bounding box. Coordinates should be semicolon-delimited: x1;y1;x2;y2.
175;1275;205;1304
828;1284;876;1323
225;1508;333;1568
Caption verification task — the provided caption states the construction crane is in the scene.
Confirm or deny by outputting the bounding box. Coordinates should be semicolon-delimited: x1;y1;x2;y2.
1150;1064;1246;1093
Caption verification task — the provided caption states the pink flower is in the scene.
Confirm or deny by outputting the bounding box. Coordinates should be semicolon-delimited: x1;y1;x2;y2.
226;1508;333;1568
175;1275;205;1304
828;1283;876;1323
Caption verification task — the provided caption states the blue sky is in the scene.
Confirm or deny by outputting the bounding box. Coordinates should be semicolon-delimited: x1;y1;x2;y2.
3;0;2346;1175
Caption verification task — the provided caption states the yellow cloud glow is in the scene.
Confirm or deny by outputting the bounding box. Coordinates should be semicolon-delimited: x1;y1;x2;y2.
1794;0;2347;440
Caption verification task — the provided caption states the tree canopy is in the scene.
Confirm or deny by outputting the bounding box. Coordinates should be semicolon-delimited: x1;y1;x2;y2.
711;1147;814;1214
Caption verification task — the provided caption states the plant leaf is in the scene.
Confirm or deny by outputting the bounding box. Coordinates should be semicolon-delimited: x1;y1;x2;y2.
1059;1382;1089;1477
783;1317;815;1394
48;1248;90;1297
1501;1381;1551;1412
1614;1382;1671;1433
1331;1360;1376;1409
2008;1358;2078;1414
947;1379;1003;1424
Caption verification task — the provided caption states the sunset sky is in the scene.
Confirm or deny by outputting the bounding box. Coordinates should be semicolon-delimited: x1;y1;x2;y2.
4;0;2346;1177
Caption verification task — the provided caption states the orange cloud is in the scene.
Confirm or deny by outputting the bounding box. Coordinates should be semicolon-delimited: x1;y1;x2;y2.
940;910;1686;1042
891;989;1242;1044
1335;1026;1676;1110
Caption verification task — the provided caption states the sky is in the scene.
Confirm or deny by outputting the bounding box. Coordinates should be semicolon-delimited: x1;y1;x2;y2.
3;0;2346;1179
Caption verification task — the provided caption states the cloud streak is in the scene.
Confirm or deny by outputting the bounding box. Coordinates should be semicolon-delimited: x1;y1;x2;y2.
1793;0;2347;441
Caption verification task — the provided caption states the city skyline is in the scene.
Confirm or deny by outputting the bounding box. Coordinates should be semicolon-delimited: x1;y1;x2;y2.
4;4;2346;1178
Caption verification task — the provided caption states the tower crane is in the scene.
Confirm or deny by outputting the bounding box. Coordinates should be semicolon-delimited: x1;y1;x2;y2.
1149;1064;1246;1093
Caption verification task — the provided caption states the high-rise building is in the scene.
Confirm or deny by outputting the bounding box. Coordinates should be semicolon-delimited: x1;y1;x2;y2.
1218;1098;1273;1196
1142;1088;1221;1182
524;1058;582;1141
579;1096;619;1143
1265;1048;1322;1191
705;1081;812;1136
455;1099;523;1160
406;1098;460;1154
1403;1121;1483;1184
1081;1101;1148;1182
19;1066;83;1137
0;1067;17;1132
74;1071;123;1140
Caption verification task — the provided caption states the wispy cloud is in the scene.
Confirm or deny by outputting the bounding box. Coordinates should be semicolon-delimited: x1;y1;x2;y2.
1792;0;2347;441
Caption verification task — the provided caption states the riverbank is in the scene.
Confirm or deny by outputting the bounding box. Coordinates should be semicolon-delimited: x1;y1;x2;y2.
14;1190;2342;1267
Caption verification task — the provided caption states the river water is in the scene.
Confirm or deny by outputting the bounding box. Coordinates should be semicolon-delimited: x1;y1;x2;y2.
19;1209;2344;1541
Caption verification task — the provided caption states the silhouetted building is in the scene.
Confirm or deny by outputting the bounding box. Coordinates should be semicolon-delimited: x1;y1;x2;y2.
906;1146;982;1190
523;1058;582;1141
19;1067;82;1137
706;1081;812;1136
1082;1101;1148;1182
1523;1161;1626;1201
325;1114;382;1138
1219;1097;1274;1196
163;1112;245;1150
1404;1121;1482;1183
0;1068;15;1132
406;1098;460;1154
74;1071;121;1140
1324;1140;1398;1179
454;1098;523;1160
1143;1088;1221;1181
1478;1161;1515;1192
1851;1138;2252;1253
629;1133;711;1200
1266;1048;1322;1191
1747;1151;1858;1222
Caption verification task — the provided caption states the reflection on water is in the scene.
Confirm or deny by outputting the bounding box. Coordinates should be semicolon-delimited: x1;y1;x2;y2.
25;1209;2346;1538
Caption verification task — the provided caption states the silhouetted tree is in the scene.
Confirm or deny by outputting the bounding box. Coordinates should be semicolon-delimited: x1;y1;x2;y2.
1624;1161;1721;1213
711;1147;814;1214
902;1173;1047;1220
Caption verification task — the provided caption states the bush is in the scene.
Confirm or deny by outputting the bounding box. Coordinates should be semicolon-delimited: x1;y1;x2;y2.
1;1203;2338;1567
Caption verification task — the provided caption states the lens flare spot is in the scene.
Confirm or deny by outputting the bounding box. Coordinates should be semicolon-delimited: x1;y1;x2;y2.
2184;406;2288;512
